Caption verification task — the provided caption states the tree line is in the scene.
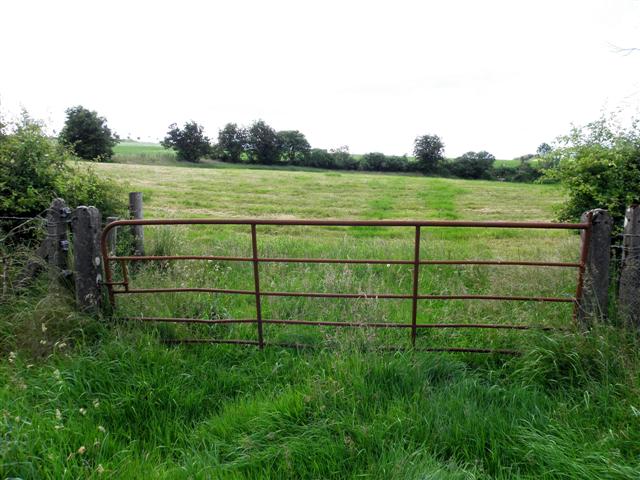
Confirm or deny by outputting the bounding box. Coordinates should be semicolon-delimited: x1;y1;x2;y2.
161;119;545;181
55;106;545;182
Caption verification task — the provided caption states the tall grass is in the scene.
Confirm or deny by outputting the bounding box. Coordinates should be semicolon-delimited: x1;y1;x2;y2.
1;163;639;478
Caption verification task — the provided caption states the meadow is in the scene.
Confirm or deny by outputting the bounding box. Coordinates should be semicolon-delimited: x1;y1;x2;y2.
113;141;523;169
1;152;639;478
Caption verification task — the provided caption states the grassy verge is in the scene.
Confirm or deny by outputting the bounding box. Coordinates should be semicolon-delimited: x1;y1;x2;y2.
2;161;639;478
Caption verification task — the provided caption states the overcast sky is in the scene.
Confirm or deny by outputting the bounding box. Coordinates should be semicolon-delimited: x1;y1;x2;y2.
1;0;639;158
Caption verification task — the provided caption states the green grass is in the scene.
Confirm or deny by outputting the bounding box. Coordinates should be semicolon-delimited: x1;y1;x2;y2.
114;142;520;169
114;141;173;156
2;160;639;478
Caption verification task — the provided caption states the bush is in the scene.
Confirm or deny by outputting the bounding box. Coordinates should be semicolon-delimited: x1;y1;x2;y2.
161;122;211;163
0;118;69;217
360;152;387;171
494;163;543;183
544;116;640;225
59;106;119;161
329;146;358;170
59;162;126;218
0;114;126;226
307;148;335;168
448;151;495;179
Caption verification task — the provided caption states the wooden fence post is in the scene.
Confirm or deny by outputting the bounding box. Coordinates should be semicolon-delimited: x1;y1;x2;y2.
619;205;640;328
71;206;102;312
46;198;71;282
577;209;612;326
105;216;119;255
129;192;144;256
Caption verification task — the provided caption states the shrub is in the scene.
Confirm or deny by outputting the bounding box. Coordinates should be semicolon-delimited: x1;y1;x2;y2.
355;152;411;172
307;148;335;168
494;163;543;183
448;151;495;179
59;162;126;218
360;152;387;171
330;146;358;170
59;106;119;161
0;117;68;217
544;116;640;225
0;114;126;225
161;122;211;163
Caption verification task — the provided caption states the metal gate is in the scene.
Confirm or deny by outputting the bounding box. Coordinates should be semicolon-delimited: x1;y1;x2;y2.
101;215;592;355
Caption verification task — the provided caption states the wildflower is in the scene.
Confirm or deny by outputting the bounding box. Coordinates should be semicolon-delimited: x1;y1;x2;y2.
96;464;105;474
93;399;100;408
39;339;47;345
53;369;61;380
77;446;86;455
55;409;62;420
79;407;87;415
41;323;48;333
8;351;16;363
98;425;106;433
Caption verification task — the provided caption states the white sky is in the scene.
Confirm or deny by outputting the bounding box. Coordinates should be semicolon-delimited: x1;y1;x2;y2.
1;0;639;158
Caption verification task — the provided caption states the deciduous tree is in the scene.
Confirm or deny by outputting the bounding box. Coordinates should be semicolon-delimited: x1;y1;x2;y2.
246;120;282;164
217;123;247;163
277;130;310;164
161;121;211;163
59;106;119;161
413;134;444;174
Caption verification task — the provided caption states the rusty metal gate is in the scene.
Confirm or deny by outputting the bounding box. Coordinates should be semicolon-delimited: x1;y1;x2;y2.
101;215;592;354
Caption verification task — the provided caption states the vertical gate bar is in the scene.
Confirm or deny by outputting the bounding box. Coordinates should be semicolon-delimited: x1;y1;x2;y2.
119;259;130;292
573;211;593;323
251;224;264;348
411;226;421;346
100;229;116;310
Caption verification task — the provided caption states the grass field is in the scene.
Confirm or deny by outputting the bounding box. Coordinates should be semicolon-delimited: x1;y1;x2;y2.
2;156;639;478
113;141;524;169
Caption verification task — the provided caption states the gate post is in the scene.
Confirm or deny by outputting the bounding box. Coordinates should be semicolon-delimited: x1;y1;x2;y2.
71;206;103;312
129;192;144;256
46;198;71;282
619;205;640;328
577;209;612;327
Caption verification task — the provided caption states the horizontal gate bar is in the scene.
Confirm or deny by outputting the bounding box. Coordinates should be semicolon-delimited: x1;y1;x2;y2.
107;255;581;268
112;287;575;303
125;316;557;330
160;338;521;355
418;294;575;302
102;218;589;229
107;255;580;268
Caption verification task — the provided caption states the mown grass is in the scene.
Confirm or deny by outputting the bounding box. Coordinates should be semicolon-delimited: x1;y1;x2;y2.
113;142;519;169
2;159;639;478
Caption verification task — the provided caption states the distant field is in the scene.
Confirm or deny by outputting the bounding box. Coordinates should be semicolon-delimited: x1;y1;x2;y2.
114;141;174;156
114;141;523;168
